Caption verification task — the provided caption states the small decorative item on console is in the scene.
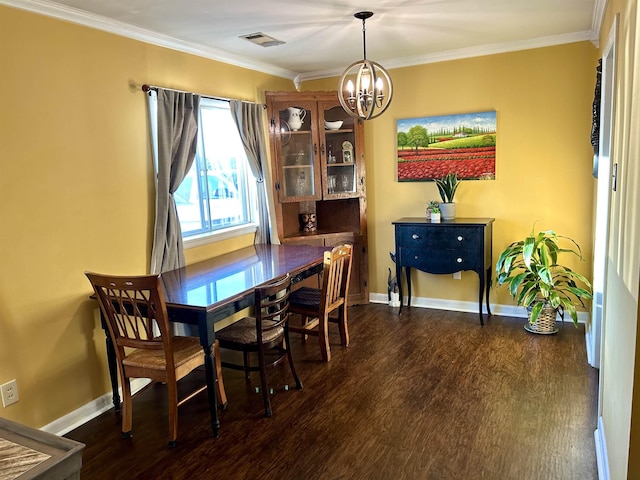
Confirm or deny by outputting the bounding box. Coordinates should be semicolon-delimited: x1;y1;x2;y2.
427;200;441;222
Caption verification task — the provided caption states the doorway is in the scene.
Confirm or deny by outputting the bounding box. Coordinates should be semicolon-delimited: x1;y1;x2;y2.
588;17;617;370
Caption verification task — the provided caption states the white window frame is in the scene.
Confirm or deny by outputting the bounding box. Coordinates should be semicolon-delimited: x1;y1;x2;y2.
177;98;258;248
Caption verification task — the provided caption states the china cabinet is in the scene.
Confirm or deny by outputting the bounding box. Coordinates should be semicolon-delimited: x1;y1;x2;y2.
266;91;368;304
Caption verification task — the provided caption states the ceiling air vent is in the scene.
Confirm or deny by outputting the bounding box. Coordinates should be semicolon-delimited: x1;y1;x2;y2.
240;32;285;47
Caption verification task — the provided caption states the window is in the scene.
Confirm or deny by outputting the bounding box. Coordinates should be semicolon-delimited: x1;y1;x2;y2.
174;99;256;242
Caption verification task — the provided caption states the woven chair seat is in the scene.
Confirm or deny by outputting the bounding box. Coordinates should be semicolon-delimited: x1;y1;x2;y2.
123;336;203;371
290;287;321;308
216;317;283;345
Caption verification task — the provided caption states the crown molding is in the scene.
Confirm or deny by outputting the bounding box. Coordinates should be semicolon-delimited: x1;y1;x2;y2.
0;0;297;80
3;0;602;84
299;30;595;82
590;0;608;47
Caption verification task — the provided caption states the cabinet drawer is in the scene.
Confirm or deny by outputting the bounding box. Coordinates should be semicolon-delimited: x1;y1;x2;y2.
395;226;481;251
398;247;480;273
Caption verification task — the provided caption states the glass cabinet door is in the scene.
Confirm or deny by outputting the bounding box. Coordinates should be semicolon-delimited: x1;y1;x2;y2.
322;104;358;198
273;102;321;202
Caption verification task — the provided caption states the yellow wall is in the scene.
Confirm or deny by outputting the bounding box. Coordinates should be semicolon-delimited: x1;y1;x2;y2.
0;4;604;434
305;42;598;308
0;5;290;428
597;0;640;478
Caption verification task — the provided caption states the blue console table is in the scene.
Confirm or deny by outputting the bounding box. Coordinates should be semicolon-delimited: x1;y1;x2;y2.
393;217;495;325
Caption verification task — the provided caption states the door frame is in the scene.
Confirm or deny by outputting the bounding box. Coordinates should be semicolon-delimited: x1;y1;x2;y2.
588;15;617;372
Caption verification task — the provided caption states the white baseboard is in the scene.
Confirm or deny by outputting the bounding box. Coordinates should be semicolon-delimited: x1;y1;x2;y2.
41;378;150;436
595;416;610;480
369;292;589;323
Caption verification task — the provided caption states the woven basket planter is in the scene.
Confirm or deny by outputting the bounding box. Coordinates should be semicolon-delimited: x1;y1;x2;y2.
524;303;559;335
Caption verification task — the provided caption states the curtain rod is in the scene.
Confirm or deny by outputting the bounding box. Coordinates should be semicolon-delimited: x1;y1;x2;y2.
141;84;265;108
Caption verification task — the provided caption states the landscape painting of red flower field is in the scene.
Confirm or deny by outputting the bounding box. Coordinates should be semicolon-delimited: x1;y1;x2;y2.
397;110;496;181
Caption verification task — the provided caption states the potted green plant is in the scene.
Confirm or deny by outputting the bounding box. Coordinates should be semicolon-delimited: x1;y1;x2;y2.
495;229;593;334
429;204;441;222
427;200;440;216
435;173;460;219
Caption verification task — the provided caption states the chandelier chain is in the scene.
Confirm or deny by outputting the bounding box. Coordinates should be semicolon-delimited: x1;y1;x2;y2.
361;17;367;60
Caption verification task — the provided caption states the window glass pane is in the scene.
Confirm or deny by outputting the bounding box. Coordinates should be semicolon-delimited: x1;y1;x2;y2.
176;99;254;238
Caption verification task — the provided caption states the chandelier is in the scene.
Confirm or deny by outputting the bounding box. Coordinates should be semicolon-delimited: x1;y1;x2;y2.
338;11;393;120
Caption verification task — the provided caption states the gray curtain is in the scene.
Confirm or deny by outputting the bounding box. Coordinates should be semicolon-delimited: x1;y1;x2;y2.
149;89;201;273
230;100;277;244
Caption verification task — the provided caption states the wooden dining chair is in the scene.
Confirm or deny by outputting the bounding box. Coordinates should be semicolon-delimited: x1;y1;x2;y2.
288;243;353;362
85;272;227;448
215;274;302;417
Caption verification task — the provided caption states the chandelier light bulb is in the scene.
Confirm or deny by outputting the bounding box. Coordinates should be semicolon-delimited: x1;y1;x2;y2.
376;77;384;93
361;67;371;91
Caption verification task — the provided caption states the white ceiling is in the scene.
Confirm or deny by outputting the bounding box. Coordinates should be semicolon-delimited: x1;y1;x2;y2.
4;0;602;82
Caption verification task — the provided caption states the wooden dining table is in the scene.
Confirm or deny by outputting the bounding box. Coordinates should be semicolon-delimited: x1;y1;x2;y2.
100;243;328;437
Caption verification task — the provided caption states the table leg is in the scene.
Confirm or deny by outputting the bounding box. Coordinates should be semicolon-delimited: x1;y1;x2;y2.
203;343;220;437
101;314;121;412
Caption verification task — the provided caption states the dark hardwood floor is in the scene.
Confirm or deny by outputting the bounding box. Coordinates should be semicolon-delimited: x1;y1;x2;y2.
66;304;598;480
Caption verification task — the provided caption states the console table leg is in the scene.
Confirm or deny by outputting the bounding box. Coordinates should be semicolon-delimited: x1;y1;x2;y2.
485;267;492;316
405;267;412;307
396;264;403;315
477;270;485;326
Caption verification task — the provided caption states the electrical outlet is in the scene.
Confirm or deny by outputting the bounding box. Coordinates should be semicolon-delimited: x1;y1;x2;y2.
1;379;19;407
453;271;462;280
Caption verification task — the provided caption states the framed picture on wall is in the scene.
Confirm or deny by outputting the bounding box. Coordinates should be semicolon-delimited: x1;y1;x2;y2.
396;110;497;181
